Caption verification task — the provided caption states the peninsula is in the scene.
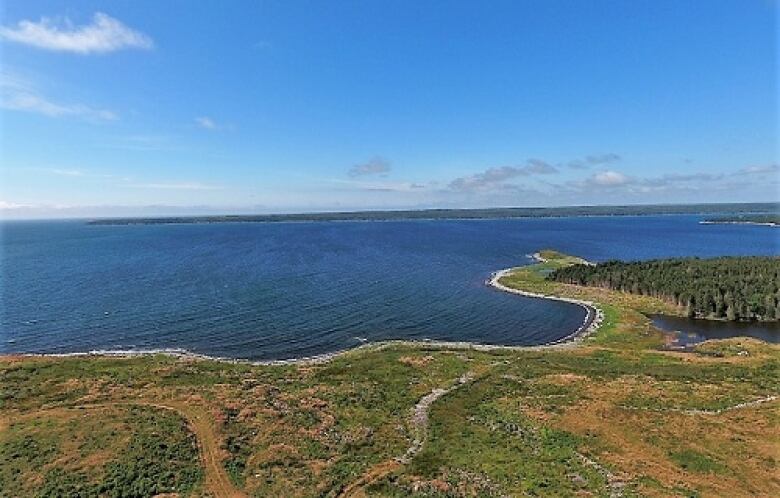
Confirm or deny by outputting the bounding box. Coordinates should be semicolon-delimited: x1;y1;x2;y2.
700;214;780;227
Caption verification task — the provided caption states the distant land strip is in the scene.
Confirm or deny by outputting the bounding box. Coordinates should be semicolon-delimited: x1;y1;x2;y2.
87;202;779;225
700;213;780;227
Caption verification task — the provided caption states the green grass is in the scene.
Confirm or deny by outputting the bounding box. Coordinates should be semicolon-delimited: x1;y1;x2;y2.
0;404;202;497
669;450;726;474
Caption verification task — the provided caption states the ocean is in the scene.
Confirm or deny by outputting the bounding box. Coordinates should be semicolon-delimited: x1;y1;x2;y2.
1;215;777;360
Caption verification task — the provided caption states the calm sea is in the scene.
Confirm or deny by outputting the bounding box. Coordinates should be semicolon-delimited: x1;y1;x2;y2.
1;215;778;360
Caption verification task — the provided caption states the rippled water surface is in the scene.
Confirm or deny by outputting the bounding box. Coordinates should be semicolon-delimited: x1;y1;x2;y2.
1;215;777;360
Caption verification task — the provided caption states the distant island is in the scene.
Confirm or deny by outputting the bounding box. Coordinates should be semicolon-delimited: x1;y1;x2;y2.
700;214;780;227
549;256;780;321
86;202;779;225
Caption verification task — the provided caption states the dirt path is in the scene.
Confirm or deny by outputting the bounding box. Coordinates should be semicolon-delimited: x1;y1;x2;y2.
10;401;246;498
141;401;247;498
337;372;474;498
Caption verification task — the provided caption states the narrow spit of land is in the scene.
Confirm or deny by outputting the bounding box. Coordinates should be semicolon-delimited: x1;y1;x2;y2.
700;213;780;226
2;250;778;497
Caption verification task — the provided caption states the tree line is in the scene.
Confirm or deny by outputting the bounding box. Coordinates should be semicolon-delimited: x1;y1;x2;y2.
87;203;778;225
549;256;780;321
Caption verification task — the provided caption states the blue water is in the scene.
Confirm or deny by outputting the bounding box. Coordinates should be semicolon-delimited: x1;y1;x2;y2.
1;215;778;360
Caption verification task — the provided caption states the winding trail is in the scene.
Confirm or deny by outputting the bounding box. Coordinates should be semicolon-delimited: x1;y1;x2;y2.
618;395;778;415
576;452;626;498
399;372;474;464
12;401;246;498
337;372;474;498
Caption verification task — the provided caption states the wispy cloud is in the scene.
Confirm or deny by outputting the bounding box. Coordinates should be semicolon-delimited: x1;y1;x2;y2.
127;182;224;191
2;91;118;121
448;159;558;192
348;157;391;177
328;178;425;192
1;71;118;121
586;153;621;165
31;165;221;191
0;12;153;54
47;168;86;177
195;116;217;130
588;170;630;186
566;153;621;169
0;200;33;210
739;164;778;175
37;167;124;180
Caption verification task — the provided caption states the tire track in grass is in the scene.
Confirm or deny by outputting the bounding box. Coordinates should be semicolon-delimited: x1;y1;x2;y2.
13;402;247;498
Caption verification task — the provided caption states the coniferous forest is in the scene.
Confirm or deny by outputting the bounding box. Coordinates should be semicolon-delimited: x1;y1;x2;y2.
549;257;780;321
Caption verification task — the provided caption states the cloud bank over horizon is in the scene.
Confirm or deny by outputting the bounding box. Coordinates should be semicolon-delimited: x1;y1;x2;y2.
2;157;776;218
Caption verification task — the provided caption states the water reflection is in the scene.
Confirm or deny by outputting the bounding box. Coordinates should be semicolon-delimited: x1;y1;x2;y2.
650;314;780;346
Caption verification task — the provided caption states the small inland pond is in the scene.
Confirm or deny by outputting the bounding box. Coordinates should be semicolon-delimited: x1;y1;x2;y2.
650;314;780;346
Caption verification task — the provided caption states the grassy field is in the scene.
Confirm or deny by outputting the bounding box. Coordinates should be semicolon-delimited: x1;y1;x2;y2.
2;251;778;497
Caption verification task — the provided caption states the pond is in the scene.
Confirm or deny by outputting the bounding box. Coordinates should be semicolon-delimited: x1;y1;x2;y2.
650;314;780;347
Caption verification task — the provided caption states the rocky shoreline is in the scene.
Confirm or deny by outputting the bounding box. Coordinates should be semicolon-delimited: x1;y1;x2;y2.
8;266;604;366
487;267;603;346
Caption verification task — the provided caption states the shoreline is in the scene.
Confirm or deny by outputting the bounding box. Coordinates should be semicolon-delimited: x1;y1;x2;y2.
699;221;778;227
487;267;603;346
4;266;603;367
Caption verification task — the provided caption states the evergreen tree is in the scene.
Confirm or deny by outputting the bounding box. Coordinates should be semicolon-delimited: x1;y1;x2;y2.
548;256;780;322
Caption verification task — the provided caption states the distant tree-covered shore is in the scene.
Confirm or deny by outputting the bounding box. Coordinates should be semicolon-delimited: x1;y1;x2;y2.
86;202;778;225
549;257;780;321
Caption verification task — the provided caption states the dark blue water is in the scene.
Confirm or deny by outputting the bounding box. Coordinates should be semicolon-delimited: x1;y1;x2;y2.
1;215;778;360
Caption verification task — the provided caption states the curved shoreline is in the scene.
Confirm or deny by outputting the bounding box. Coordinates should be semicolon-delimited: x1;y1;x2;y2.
5;267;603;366
487;267;603;346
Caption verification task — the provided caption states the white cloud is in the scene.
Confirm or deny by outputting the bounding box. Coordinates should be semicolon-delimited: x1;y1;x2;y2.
195;117;217;130
448;160;558;192
591;170;630;186
2;90;118;121
1;71;118;121
0;200;32;210
0;12;153;54
739;164;779;175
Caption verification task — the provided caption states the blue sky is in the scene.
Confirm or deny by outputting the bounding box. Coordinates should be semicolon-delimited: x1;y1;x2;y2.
1;0;777;217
